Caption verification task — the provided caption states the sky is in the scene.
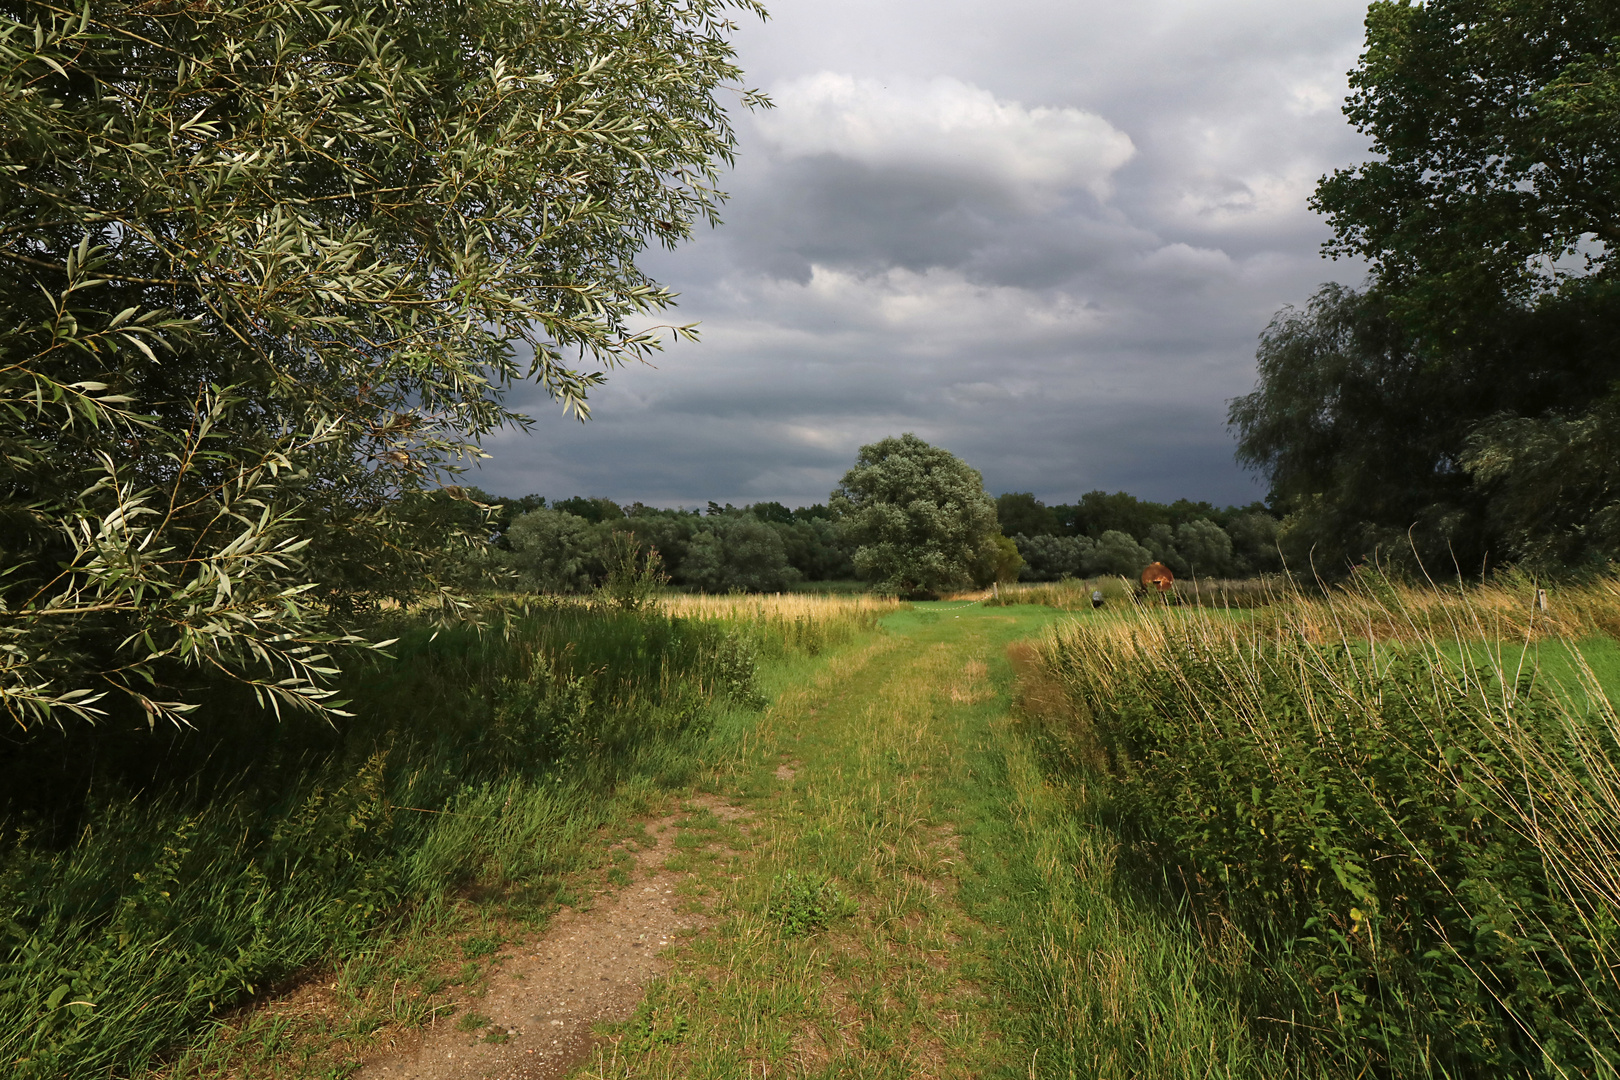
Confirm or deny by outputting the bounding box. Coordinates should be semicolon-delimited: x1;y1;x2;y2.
474;0;1375;510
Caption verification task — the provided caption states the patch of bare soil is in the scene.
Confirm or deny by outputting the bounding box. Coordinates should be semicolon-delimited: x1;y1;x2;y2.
357;796;746;1080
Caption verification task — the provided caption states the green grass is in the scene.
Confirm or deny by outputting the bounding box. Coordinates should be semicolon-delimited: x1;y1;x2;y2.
1026;585;1620;1078
0;601;807;1080
18;581;1609;1079
566;601;1301;1079
1445;634;1620;707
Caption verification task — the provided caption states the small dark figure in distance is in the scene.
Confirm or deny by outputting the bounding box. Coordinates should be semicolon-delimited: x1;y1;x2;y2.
1091;590;1104;609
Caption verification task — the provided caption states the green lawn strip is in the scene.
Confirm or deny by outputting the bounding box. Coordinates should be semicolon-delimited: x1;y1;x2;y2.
155;627;877;1080
643;600;1431;1079
896;605;1302;1080
1429;634;1620;710
581;601;1266;1079
581;614;1011;1078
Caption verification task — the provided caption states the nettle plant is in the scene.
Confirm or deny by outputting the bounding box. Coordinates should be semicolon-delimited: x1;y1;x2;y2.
0;0;763;728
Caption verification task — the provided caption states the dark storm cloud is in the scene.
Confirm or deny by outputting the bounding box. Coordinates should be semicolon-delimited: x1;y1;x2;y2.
474;0;1373;508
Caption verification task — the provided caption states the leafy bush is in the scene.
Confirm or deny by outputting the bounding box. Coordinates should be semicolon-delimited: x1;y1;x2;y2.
1086;530;1153;577
505;509;605;593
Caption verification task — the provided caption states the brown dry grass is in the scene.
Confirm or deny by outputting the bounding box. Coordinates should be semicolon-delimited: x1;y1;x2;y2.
947;660;993;704
658;591;898;621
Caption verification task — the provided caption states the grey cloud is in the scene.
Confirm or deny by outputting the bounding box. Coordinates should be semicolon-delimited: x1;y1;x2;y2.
479;0;1374;510
727;156;1009;281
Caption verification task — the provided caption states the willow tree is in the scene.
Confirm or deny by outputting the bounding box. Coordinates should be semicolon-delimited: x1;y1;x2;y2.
830;434;1001;599
0;0;764;728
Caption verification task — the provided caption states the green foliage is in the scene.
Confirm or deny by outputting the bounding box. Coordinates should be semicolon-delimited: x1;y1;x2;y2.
0;0;763;727
504;508;605;594
0;596;804;1079
977;535;1025;587
461;935;504;961
621;506;704;581
1464;388;1620;571
1013;534;1093;581
1034;586;1620;1076
765;871;852;936
621;1002;690;1052
1235;3;1620;577
996;492;1060;538
488;499;854;595
1229;284;1489;574
1138;520;1239;579
1003;491;1276;581
1225;512;1283;575
467;490;550;544
455;1011;494;1034
830;434;1000;599
1315;0;1620;337
772;515;856;581
1057;491;1238;541
1088;530;1153;577
553;498;628;525
595;534;668;612
679;515;801;593
745;500;796;526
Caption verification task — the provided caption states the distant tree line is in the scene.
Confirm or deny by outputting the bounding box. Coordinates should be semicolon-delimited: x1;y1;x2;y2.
464;491;853;594
464;483;1281;595
994;491;1281;582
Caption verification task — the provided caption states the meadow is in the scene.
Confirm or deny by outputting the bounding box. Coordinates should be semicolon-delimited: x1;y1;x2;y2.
0;594;888;1080
1017;574;1620;1078
8;572;1618;1080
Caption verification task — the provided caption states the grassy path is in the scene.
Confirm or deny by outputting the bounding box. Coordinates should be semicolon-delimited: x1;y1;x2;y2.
572;601;1238;1080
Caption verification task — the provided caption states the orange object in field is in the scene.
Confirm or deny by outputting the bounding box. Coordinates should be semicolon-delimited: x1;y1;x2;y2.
1141;562;1174;591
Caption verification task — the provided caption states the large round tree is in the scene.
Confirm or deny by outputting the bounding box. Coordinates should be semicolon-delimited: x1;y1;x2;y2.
830;434;1000;598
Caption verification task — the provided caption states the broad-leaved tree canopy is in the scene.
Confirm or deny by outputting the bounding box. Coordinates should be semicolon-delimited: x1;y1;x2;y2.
0;0;763;727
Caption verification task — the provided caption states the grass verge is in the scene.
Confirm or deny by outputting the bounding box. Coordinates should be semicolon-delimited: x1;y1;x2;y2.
0;596;883;1079
1019;575;1620;1078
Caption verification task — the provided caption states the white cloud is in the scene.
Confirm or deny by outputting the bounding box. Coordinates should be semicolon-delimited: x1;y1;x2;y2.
757;73;1136;203
756;262;1105;350
1139;242;1237;279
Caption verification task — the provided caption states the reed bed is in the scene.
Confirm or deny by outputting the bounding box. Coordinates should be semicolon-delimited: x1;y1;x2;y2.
1264;569;1620;645
1025;574;1620;1078
659;591;897;657
987;575;1284;610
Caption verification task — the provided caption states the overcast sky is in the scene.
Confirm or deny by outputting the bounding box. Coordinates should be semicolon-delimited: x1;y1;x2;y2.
474;0;1374;509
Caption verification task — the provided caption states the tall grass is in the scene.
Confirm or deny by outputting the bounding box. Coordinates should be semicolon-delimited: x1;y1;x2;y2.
1024;575;1620;1078
987;575;1285;610
0;599;861;1079
658;591;896;657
